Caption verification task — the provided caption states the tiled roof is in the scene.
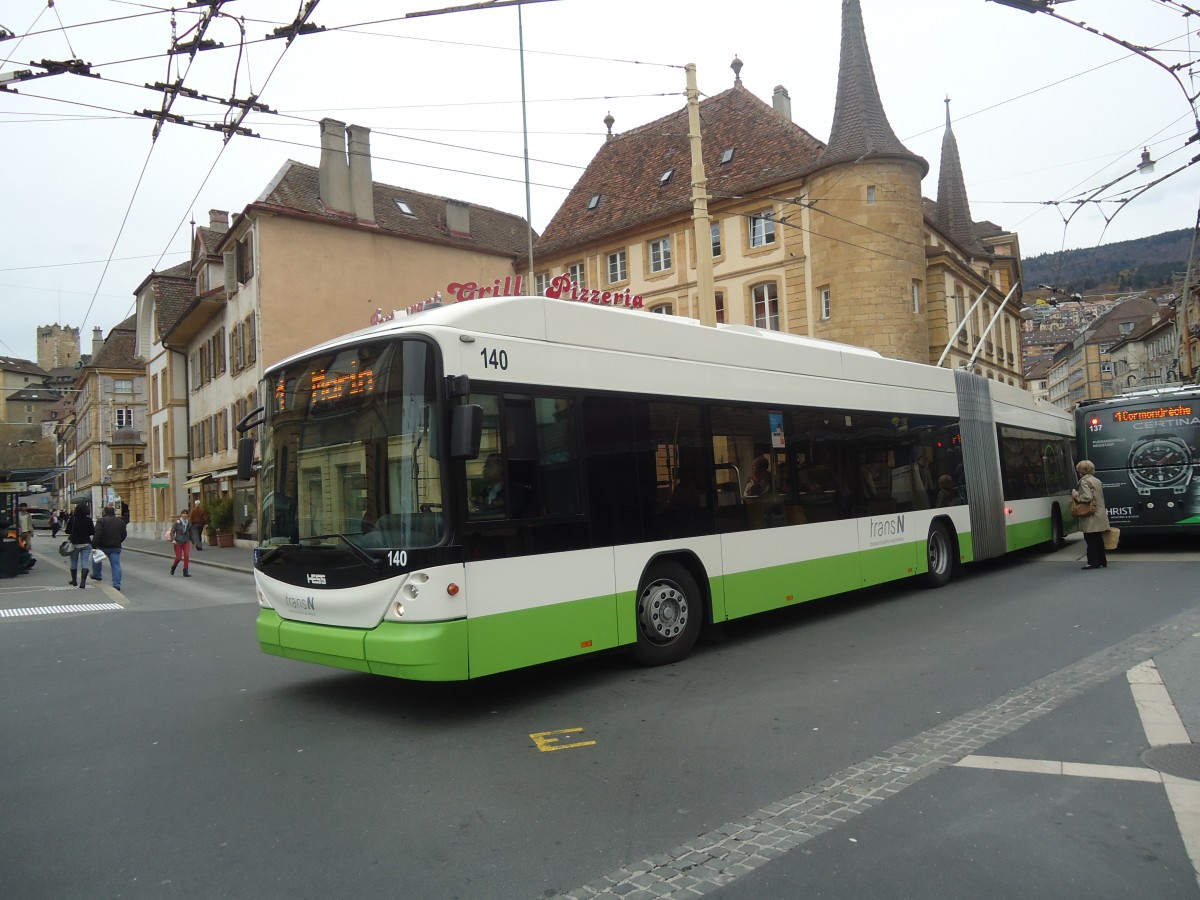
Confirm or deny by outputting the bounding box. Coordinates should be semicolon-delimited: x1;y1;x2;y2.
151;266;195;342
0;356;47;377
253;161;532;259
535;86;825;257
814;0;926;177
1083;297;1159;343
196;227;225;259
6;386;57;401
91;314;141;370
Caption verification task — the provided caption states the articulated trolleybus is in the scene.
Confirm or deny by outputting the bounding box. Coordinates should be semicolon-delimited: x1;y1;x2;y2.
241;294;1075;681
1076;384;1200;535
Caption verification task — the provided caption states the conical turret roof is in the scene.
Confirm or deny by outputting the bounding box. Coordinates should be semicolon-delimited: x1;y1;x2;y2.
814;0;927;176
936;100;987;255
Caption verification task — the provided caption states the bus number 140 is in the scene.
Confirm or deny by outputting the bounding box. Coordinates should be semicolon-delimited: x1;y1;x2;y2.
481;347;509;370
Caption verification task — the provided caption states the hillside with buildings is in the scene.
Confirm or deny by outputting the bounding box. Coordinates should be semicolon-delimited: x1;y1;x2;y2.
1023;229;1192;295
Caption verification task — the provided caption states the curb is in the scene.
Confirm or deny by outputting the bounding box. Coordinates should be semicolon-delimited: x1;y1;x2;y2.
122;544;253;575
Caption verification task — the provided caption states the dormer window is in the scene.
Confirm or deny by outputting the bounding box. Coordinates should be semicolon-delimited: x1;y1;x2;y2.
721;148;736;165
394;199;415;216
587;194;602;210
659;168;674;185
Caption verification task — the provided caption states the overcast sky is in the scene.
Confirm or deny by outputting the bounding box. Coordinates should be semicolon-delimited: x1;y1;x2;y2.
3;0;1199;364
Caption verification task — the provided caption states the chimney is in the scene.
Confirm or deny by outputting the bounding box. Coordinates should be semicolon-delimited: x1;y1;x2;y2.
318;117;352;214
772;85;792;122
446;200;470;238
92;327;104;359
347;124;375;224
209;209;229;232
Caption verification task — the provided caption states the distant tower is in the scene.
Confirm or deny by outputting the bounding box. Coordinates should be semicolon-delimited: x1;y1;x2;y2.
804;0;929;363
37;324;81;370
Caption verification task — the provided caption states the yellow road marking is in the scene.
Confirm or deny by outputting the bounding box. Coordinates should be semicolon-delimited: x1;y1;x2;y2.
530;727;596;752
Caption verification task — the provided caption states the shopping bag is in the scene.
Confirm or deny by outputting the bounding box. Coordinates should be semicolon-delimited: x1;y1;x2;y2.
162;526;173;542
91;548;107;563
1102;527;1120;551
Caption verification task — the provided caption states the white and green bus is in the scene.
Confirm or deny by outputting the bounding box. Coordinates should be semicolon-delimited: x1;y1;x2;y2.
242;294;1075;681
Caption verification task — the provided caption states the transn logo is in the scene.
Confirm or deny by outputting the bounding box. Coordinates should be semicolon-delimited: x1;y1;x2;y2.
306;574;326;585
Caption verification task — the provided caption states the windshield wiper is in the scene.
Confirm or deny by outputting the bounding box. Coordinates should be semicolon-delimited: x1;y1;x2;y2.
303;532;383;571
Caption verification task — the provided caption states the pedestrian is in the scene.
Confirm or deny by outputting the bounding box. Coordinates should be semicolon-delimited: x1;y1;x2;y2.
16;502;34;552
92;504;127;591
50;508;60;538
1072;459;1110;570
189;500;207;551
66;501;95;588
169;508;192;577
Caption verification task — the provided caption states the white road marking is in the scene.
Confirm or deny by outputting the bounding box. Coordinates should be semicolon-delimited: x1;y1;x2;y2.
0;602;122;618
1129;657;1200;890
953;652;1200;890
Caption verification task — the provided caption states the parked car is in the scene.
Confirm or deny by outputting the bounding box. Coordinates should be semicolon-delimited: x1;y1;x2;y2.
28;509;52;529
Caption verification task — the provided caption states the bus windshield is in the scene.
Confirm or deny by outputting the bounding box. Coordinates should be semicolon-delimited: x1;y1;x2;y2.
259;337;444;549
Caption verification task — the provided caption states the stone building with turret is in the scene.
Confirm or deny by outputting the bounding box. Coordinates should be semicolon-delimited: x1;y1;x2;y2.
531;0;1025;385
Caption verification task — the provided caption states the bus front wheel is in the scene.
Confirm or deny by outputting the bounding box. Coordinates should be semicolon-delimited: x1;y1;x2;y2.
924;523;955;588
633;561;703;666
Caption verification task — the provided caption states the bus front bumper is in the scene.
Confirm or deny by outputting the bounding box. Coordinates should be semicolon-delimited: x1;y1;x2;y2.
256;609;470;681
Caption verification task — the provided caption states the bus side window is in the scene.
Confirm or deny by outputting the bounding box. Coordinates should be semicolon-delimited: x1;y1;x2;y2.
467;393;584;521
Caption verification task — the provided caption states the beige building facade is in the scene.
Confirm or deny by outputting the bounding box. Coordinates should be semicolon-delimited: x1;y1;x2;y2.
530;2;1025;386
137;120;531;543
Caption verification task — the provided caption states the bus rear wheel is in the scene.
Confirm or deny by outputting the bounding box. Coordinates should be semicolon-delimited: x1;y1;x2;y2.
633;561;703;666
1049;507;1066;549
924;523;955;588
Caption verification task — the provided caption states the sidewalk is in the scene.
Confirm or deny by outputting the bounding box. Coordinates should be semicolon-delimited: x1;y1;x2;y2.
120;534;255;573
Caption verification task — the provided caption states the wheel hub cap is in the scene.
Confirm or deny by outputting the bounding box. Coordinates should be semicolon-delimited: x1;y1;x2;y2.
639;583;688;642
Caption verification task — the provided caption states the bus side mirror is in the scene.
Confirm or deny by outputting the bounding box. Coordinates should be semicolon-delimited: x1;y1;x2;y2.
235;406;264;481
450;404;483;459
237;436;255;481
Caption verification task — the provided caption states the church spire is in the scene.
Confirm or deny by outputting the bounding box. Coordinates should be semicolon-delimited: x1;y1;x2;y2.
815;0;927;175
936;98;986;255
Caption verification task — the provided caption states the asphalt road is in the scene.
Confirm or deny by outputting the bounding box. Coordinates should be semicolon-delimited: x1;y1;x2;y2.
1;537;1198;898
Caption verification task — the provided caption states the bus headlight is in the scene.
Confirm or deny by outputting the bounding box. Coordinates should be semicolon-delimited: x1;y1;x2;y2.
257;589;270;609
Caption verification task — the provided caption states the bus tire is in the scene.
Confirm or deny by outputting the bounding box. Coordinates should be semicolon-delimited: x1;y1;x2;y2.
1048;506;1066;550
924;522;955;588
633;560;703;666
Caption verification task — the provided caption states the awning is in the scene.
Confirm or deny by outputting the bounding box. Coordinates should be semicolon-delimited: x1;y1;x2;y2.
210;468;239;481
182;474;210;489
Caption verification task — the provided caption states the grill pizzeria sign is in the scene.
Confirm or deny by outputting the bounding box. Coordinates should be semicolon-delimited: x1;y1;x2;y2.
370;275;646;325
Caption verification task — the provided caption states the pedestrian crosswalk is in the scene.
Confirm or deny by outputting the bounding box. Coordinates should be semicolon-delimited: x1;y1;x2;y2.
0;602;122;619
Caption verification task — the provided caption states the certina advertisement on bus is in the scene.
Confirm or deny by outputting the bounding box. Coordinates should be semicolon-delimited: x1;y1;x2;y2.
250;291;1075;683
1076;386;1200;534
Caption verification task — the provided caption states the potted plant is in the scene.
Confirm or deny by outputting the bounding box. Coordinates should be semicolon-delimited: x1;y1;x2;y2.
204;495;235;548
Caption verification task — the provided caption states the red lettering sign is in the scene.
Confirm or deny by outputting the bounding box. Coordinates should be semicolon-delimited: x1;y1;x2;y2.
543;275;643;309
446;275;524;302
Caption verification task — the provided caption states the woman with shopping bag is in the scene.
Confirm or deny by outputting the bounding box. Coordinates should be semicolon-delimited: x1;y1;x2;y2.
1072;459;1110;570
66;501;95;588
